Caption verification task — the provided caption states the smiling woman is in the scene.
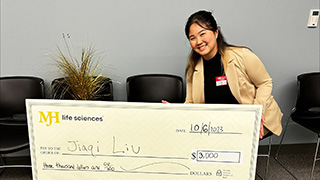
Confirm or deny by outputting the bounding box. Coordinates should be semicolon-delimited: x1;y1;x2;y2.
183;10;283;140
188;23;219;60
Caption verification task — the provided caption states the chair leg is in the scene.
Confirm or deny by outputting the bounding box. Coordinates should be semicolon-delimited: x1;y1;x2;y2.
274;117;298;180
265;135;272;179
0;154;5;175
256;135;272;180
311;135;320;180
256;172;264;180
0;154;6;167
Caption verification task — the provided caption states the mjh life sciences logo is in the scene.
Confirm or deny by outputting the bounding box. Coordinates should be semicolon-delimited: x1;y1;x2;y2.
39;111;60;127
38;111;104;127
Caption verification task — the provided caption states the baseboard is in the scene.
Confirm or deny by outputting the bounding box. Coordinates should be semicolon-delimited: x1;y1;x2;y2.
259;143;317;155
2;156;31;165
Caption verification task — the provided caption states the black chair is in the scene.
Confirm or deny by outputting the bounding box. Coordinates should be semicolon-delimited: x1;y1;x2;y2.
275;72;320;180
0;76;45;173
126;74;183;103
51;77;113;101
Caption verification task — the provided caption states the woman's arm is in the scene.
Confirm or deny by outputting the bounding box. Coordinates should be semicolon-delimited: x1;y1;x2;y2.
241;48;273;116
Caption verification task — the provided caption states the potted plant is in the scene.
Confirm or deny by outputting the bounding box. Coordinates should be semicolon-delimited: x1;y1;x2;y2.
51;34;113;100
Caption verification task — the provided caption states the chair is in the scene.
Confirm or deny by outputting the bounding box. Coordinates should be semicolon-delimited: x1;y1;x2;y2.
274;72;320;180
0;76;45;173
51;77;113;101
126;74;183;103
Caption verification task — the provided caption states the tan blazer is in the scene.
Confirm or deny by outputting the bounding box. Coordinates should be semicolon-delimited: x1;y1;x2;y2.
185;47;283;136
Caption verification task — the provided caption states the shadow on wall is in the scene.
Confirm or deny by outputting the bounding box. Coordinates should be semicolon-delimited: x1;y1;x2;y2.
276;79;297;116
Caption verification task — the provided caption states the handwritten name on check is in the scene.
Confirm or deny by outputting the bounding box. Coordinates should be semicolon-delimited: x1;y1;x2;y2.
26;100;261;180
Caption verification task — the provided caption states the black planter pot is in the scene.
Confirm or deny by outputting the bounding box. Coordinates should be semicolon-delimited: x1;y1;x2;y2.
51;77;113;101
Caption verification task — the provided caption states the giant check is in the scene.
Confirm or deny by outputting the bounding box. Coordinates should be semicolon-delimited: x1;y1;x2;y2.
26;99;262;180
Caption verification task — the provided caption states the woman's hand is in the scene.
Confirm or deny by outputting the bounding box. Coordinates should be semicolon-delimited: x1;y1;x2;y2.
260;114;265;139
161;100;170;104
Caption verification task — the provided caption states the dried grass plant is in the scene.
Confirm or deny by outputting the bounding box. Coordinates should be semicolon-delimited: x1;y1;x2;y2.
52;34;111;100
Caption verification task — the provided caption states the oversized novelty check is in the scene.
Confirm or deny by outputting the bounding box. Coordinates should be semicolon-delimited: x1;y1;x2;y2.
26;100;262;180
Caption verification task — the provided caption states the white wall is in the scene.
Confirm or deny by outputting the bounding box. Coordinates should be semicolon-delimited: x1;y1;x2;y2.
1;0;319;146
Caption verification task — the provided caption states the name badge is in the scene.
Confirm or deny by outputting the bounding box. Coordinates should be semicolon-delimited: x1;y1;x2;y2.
216;76;227;86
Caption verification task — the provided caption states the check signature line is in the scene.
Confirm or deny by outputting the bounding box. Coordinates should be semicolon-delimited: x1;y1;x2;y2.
62;153;188;160
120;161;190;171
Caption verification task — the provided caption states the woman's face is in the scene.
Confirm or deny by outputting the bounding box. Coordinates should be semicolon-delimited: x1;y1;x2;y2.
188;23;218;60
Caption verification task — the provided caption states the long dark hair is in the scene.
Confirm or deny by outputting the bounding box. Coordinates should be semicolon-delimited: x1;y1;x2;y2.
185;10;238;79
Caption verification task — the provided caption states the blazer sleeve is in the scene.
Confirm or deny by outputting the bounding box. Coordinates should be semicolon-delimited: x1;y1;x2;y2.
241;48;273;115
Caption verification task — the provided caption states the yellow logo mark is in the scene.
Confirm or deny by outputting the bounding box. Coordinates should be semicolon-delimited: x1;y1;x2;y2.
39;111;60;127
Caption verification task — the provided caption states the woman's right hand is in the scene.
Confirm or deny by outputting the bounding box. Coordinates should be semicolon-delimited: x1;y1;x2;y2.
259;114;266;139
161;100;170;104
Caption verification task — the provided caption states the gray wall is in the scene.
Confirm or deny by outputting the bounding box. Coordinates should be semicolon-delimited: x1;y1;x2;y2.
1;0;319;145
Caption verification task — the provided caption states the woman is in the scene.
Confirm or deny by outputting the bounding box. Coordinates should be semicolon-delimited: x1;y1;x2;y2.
183;10;282;138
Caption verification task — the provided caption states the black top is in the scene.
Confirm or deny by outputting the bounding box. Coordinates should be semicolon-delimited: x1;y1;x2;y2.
203;52;239;104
